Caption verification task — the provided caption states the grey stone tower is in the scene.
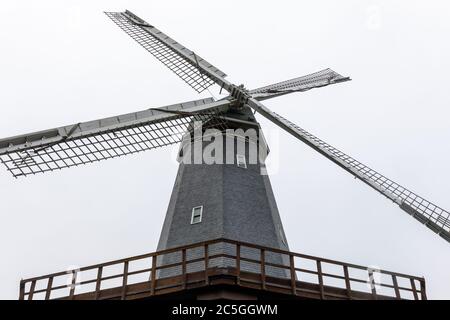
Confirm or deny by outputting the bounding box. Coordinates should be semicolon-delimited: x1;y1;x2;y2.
156;106;290;278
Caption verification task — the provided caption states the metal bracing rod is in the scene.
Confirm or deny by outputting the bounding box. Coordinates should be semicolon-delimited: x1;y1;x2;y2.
247;98;450;243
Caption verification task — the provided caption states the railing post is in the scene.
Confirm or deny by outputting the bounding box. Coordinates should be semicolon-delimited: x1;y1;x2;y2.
289;255;296;295
182;249;187;290
45;277;53;300
19;280;25;300
392;275;400;299
28;280;36;300
236;244;241;285
410;279;419;300
261;249;266;290
69;270;77;299
368;269;377;300
95;267;103;300
151;255;157;295
204;244;209;285
121;261;129;300
343;265;351;299
316;261;324;299
420;278;427;300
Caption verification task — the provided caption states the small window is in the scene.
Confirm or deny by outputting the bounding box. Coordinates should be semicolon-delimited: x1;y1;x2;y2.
191;206;203;224
236;154;247;168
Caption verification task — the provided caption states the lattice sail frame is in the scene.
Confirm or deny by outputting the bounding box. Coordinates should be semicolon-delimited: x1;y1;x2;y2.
247;98;450;242
105;11;227;93
0;99;230;178
249;68;350;101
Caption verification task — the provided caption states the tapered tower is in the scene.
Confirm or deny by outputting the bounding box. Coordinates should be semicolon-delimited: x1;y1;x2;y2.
157;107;290;279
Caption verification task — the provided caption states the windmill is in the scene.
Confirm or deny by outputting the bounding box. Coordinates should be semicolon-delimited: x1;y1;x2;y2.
3;10;447;300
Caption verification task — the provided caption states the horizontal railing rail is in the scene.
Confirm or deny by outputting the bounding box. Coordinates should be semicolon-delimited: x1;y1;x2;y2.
19;238;426;300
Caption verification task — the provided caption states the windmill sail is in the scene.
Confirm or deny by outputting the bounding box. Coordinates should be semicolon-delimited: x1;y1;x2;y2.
0;98;229;178
105;10;230;93
248;98;450;243
2;8;448;249
249;68;350;101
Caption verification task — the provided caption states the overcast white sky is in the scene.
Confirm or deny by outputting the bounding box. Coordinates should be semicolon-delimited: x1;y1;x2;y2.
0;0;449;299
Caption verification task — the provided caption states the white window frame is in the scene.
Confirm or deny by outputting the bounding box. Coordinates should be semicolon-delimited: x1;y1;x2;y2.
236;154;247;168
191;206;203;224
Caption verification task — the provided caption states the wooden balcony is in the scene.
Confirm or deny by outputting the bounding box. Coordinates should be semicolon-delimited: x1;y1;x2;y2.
19;238;426;300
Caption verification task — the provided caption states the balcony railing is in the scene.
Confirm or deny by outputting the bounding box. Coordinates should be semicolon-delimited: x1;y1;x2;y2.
19;238;426;300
